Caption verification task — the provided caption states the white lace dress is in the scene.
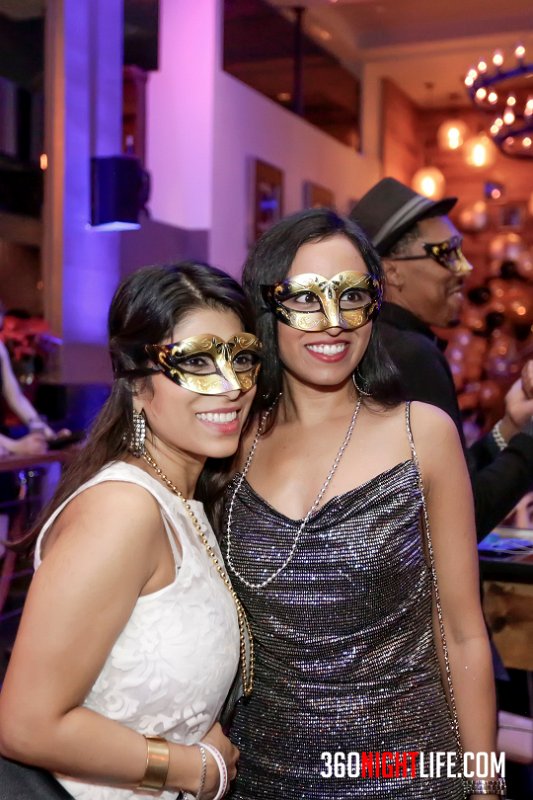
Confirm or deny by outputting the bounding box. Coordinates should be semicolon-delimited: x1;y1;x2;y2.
33;461;240;800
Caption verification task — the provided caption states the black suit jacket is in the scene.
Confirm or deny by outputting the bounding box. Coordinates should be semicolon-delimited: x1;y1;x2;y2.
378;302;533;539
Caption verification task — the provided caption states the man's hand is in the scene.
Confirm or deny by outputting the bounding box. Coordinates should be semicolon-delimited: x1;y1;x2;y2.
9;432;48;456
499;360;533;440
521;359;533;400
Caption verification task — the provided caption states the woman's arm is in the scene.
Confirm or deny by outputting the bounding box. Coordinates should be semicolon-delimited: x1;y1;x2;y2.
0;341;48;429
411;402;500;799
0;480;234;797
0;429;47;455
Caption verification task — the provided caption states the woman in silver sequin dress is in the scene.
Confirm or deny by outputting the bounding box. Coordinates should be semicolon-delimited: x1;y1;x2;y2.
221;210;499;800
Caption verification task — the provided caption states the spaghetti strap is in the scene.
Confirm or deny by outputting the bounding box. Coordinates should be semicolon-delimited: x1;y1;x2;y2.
404;400;417;464
34;462;190;569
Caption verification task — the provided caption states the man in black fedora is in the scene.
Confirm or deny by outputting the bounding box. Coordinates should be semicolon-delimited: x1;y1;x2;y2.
351;176;533;540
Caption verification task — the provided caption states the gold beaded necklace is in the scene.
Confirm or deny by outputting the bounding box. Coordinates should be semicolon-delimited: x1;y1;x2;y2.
141;450;254;697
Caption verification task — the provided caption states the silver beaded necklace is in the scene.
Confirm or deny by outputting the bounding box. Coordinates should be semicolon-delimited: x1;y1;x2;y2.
225;396;362;589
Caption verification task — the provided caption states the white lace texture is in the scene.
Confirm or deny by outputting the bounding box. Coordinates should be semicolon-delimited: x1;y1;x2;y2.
34;462;240;800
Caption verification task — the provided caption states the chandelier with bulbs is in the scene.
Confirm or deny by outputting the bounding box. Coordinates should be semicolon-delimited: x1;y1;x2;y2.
464;44;533;159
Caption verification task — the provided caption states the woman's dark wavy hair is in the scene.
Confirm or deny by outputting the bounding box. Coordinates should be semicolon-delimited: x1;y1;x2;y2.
22;262;254;544
242;208;403;422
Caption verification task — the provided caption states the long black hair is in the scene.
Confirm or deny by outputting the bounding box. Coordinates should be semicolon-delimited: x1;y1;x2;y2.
242;208;403;418
24;262;254;543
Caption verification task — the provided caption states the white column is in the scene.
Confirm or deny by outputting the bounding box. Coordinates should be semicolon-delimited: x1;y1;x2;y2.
43;0;123;382
146;0;218;231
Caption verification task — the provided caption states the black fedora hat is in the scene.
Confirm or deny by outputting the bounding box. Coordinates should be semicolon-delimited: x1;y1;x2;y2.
350;177;457;256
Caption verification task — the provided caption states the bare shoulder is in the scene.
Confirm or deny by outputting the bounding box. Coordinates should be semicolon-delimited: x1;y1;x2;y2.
44;479;163;557
63;479;161;521
360;400;409;440
409;401;466;486
409;400;460;443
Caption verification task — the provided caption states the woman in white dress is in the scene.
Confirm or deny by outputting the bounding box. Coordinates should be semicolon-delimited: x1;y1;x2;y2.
0;262;261;800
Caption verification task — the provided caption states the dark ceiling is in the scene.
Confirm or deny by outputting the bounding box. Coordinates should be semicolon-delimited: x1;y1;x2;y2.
0;14;43;89
124;0;159;72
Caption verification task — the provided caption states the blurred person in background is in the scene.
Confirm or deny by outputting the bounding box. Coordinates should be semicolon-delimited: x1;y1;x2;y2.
0;302;55;554
351;178;533;541
0;301;53;457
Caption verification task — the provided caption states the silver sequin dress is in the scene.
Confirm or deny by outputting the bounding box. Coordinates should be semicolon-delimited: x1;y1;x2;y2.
222;405;464;799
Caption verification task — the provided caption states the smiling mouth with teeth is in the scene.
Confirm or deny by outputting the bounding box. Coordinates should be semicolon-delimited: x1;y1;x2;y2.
196;411;239;423
306;343;348;355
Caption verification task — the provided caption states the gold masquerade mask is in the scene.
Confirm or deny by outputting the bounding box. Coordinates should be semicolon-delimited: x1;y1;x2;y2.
261;271;382;332
145;333;262;395
392;236;473;276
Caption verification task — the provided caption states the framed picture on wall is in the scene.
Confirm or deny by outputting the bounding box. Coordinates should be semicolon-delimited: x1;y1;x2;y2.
497;201;526;230
250;159;284;243
304;181;335;210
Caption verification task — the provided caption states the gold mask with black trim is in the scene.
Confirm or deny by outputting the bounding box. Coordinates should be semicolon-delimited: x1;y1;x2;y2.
392;235;473;276
261;271;382;332
145;333;262;395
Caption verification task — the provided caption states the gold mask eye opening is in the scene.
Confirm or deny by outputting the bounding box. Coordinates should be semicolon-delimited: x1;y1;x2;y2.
145;334;262;395
262;272;383;331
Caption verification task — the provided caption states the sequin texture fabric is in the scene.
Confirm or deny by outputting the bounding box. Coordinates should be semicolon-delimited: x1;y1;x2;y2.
222;410;463;799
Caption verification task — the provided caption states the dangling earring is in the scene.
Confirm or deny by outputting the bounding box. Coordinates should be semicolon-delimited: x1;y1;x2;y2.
352;371;371;397
129;409;146;457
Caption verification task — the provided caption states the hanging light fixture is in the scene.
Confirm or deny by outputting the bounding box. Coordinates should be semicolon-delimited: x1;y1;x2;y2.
437;119;469;151
411;167;446;200
462;133;498;168
464;44;533;158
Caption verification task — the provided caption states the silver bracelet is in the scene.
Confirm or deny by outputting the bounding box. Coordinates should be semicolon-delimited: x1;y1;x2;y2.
463;776;506;796
195;743;207;800
201;742;228;800
491;421;507;452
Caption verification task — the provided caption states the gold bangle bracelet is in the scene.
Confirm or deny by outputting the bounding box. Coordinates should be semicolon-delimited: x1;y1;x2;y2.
139;735;170;792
